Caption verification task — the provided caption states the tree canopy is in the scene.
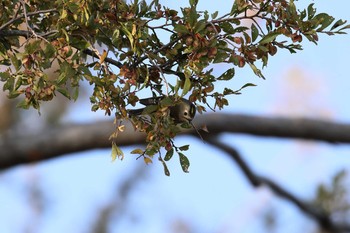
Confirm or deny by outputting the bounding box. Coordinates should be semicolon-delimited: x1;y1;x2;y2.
1;0;349;173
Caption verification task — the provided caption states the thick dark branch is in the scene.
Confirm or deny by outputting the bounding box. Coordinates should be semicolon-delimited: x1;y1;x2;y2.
198;113;350;143
1;113;350;170
205;138;350;233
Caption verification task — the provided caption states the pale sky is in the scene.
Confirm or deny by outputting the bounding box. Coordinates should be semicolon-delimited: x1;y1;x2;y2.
1;1;350;233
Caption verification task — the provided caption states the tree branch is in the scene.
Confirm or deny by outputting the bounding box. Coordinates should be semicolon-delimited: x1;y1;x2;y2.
205;138;350;233
0;8;58;31
1;113;350;170
0;29;58;38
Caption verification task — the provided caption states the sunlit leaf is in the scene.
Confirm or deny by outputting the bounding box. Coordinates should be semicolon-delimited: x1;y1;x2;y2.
249;63;265;79
111;142;124;161
131;148;144;154
259;32;280;44
144;157;153;164
181;76;191;97
99;50;108;63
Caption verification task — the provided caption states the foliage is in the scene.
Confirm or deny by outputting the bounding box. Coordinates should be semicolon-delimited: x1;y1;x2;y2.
0;0;349;174
313;170;350;224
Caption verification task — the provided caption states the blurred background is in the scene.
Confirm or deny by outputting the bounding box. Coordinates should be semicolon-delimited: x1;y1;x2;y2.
1;1;350;233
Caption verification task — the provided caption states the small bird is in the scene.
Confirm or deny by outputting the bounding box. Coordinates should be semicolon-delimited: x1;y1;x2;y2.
129;96;196;123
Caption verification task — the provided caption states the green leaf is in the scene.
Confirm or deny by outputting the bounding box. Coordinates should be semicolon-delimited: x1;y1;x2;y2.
188;6;198;27
160;96;174;107
8;90;21;99
179;145;189;151
249;63;265;79
218;68;235;80
259;32;280;44
220;22;235;34
10;55;21;71
57;87;71;99
91;104;99;111
164;148;174;161
211;11;218;19
251;23;259;42
223;88;234;95
194;19;207;33
174;24;189;34
307;3;316;20
44;43;56;58
181;76;191;97
300;9;306;20
230;3;238;16
3;75;14;91
67;2;79;12
14;77;22;90
234;26;249;33
25;40;41;54
213;51;229;63
159;156;170;176
120;24;134;50
72;86;79;101
16;99;30;109
0;72;10;82
240;83;257;89
178;152;190;173
315;13;335;31
331;19;347;31
143;104;158;114
57;61;75;85
189;0;198;7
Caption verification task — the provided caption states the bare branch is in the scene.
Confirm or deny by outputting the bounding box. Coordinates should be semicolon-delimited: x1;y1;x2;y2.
205;138;350;233
0;8;58;31
1;113;350;170
0;29;58;38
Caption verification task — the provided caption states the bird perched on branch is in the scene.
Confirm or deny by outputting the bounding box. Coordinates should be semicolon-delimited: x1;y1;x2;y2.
129;96;196;124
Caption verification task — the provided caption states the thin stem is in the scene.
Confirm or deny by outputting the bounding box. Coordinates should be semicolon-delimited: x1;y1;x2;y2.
0;8;58;31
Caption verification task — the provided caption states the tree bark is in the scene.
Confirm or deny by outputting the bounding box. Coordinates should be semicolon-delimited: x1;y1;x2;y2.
1;113;350;170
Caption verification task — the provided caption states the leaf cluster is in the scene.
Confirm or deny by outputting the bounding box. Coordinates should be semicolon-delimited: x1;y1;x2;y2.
0;0;349;174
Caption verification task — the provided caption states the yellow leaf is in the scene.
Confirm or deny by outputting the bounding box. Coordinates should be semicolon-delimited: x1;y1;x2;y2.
99;50;107;63
144;157;153;164
111;142;124;161
118;124;125;132
130;148;144;154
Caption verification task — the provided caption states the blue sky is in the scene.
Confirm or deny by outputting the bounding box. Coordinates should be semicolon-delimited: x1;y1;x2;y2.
1;1;350;233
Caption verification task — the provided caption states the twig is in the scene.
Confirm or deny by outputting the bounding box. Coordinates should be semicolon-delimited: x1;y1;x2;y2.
205;138;350;233
19;0;49;42
0;29;57;38
146;54;169;95
0;8;58;31
82;49;123;68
